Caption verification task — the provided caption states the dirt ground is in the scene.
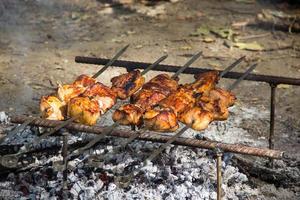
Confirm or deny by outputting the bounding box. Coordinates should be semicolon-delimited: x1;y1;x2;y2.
0;0;299;198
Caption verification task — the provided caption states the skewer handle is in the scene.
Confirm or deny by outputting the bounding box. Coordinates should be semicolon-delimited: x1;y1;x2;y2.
141;55;168;76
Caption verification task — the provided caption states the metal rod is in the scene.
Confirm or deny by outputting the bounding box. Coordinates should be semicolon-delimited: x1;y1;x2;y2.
171;51;202;79
141;55;168;76
75;57;300;86
9;116;284;159
227;63;257;91
62;132;69;199
219;56;245;78
92;44;129;78
268;83;277;167
216;150;222;200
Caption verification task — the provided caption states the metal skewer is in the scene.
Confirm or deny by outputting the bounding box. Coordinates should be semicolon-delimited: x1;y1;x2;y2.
117;62;257;186
69;52;202;158
90;56;246;162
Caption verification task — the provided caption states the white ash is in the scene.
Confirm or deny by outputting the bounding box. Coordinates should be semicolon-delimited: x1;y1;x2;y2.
0;111;9;123
0;105;273;199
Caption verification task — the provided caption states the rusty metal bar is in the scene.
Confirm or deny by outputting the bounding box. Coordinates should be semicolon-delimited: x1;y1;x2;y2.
10;116;284;159
268;84;277;167
75;57;300;86
216;151;222;200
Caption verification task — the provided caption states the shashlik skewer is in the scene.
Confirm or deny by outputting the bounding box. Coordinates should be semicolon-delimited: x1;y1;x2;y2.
117;62;257;186
39;45;129;122
70;52;203;157
1;45;130;163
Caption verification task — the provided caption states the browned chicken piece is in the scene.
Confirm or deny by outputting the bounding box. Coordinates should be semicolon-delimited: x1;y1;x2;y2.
112;74;179;126
183;71;219;96
111;70;145;100
58;74;96;103
178;107;214;131
73;74;97;87
40;95;66;120
67;97;100;126
143;71;221;132
83;82;117;114
112;104;144;126
197;88;236;120
159;88;195;115
143;108;179;132
140;74;178;96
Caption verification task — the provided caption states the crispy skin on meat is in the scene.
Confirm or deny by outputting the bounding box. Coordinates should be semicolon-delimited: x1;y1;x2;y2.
112;74;178;126
197;88;236;120
143;108;179;132
57;84;86;103
133;89;167;111
73;74;96;87
67;97;100;126
57;75;96;103
83;82;117;114
159;88;195;115
40;95;66;120
184;71;219;95
178;107;213;131
112;104;144;126
111;70;145;100
141;74;178;96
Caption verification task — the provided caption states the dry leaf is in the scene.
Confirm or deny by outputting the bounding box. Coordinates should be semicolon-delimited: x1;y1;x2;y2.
233;42;264;51
202;37;215;43
278;84;290;89
180;46;192;50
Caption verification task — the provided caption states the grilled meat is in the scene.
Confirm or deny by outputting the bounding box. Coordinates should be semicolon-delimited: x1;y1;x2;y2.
67;97;100;126
184;71;219;95
40;95;66;120
143;71;220;132
143;108;179;132
58;75;96;103
83;82;117;114
112;104;144;126
112;74;178;125
111;70;145;100
178;107;214;131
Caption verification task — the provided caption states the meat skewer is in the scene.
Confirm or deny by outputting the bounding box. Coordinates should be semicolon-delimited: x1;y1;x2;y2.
117;62;257;186
145;63;258;162
85;56;245;162
40;45;129;122
70;52;203;157
1;45;130;161
3;54;168;165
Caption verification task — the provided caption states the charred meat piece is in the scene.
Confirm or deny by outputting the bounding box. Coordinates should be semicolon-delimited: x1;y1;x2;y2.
159;88;195;115
183;71;219;96
143;108;179;132
67;97;100;126
112;104;144;126
83;82;117;114
58;74;96;103
40;95;66;120
112;74;178;126
111;70;145;100
178;107;214;131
